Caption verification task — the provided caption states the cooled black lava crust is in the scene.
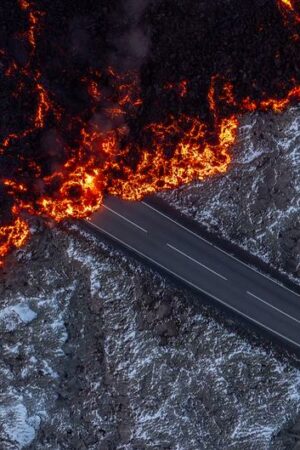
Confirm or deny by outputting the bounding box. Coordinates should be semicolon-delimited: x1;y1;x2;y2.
0;0;299;224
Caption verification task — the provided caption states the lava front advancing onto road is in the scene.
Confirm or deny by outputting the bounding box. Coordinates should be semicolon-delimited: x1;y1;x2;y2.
0;0;300;264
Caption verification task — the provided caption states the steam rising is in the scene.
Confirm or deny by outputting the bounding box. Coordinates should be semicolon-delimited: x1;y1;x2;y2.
0;0;300;264
109;0;151;70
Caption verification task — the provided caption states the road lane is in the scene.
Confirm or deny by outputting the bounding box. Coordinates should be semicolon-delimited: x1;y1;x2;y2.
87;196;300;350
166;243;228;281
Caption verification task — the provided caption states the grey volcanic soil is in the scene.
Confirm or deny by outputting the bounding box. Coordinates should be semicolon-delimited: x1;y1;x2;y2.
1;221;300;450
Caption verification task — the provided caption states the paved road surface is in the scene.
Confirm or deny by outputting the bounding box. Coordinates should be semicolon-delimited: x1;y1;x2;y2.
88;196;300;350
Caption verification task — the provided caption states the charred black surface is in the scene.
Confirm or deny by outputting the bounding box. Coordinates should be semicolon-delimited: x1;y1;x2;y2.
0;0;299;226
142;0;300;123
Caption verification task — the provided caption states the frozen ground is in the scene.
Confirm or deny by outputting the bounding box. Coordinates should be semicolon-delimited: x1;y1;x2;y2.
0;221;300;449
161;107;300;282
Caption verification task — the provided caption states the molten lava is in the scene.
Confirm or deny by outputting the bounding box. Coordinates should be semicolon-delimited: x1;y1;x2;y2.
0;0;300;264
0;218;30;264
107;115;238;200
278;0;300;21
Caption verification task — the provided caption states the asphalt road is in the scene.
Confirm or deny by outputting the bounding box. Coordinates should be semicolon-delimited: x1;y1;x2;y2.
88;196;300;350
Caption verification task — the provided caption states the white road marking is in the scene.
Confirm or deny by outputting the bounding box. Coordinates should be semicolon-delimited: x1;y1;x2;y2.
166;243;227;281
141;201;300;298
247;291;300;325
87;220;300;349
103;205;148;233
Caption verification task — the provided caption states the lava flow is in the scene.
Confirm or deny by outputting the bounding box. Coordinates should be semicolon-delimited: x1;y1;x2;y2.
0;0;300;264
278;0;300;22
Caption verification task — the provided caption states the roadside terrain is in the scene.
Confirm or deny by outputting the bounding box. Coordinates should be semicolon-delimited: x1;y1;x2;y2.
1;0;300;448
0;217;300;449
161;107;300;282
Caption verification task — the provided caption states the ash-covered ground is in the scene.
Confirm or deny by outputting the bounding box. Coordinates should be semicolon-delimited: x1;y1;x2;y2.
0;220;300;450
161;106;300;281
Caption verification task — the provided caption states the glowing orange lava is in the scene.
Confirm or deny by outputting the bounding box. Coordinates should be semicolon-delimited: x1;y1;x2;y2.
1;74;300;264
108;115;237;200
0;0;300;265
164;80;188;98
278;0;300;22
0;218;30;266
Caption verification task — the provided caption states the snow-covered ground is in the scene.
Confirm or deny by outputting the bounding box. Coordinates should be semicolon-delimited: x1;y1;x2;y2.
0;281;74;449
0;223;300;449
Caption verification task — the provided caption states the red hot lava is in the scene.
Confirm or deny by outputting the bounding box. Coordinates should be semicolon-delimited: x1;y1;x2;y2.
0;0;300;264
278;0;300;22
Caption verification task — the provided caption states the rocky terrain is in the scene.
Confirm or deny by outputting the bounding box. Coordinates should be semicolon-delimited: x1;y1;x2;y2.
0;218;300;449
1;0;300;449
162;106;300;282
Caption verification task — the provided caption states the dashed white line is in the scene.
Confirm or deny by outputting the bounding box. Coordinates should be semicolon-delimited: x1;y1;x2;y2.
87;221;300;349
166;243;227;281
103;205;148;233
142;201;300;298
247;291;300;325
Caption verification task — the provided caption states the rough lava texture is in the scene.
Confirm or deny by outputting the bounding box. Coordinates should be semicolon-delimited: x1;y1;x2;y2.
0;223;300;449
161;106;300;282
1;0;300;448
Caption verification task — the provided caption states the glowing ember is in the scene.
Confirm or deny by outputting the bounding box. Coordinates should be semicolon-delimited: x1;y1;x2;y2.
107;115;238;200
0;0;300;264
164;80;188;98
278;0;300;22
0;218;30;265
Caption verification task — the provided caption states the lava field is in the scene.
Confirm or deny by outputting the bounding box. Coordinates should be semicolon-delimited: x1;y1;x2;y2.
0;0;300;262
